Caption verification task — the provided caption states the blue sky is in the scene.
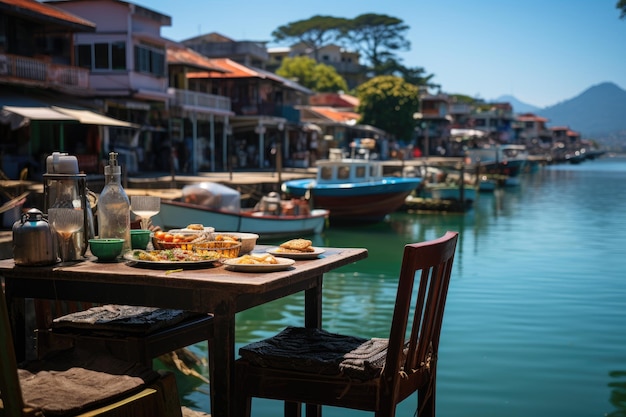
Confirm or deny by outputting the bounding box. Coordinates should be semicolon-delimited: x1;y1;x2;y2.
133;0;626;108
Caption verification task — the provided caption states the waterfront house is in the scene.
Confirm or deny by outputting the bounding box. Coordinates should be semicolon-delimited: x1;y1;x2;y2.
46;0;175;174
186;56;314;170
166;43;234;173
0;0;98;178
414;93;453;157
298;93;390;161
513;113;553;155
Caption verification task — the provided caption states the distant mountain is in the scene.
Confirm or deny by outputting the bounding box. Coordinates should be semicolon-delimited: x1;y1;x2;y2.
494;95;541;114
536;82;626;138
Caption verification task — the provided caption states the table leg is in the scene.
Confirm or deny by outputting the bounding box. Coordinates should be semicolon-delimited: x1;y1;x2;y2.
4;279;26;363
211;307;236;417
304;274;322;328
304;275;323;417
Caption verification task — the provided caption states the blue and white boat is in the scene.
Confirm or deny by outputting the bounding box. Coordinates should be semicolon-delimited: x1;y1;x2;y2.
282;151;421;224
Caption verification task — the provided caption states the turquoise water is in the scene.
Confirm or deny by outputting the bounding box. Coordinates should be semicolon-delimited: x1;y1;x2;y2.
179;156;626;416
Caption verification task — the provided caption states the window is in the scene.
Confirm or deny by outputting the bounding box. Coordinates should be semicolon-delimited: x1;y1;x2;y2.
76;42;126;71
134;42;165;77
76;44;91;69
321;166;333;180
94;43;109;69
111;42;126;70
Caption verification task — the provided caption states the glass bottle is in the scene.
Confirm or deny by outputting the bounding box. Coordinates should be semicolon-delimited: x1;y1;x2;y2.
98;152;131;252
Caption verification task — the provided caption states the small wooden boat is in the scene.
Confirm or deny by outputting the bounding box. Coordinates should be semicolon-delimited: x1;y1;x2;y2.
282;150;421;224
151;182;329;240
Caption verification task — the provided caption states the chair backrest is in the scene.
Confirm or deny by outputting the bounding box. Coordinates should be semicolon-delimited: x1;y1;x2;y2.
0;285;27;417
383;231;459;396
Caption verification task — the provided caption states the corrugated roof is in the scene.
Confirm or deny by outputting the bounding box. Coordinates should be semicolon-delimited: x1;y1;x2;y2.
0;0;95;30
309;92;359;109
167;44;229;73
187;58;313;95
307;106;360;123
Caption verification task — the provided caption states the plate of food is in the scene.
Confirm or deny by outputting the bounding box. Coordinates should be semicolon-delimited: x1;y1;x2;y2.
223;253;295;272
266;238;325;259
124;248;222;269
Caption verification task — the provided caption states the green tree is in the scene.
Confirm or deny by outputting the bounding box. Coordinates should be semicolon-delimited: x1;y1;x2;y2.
276;56;348;92
272;15;348;61
312;63;349;92
355;75;420;140
617;0;626;18
340;14;410;72
374;57;437;89
271;14;437;90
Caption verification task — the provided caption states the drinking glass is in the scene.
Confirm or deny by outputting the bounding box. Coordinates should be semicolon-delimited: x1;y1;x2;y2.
48;208;84;262
131;195;161;230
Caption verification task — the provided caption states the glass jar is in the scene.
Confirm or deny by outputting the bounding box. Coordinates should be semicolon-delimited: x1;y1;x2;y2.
97;152;131;253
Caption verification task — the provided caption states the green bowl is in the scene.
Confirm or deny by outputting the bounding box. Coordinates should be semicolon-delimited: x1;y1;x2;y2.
89;238;125;261
130;229;152;249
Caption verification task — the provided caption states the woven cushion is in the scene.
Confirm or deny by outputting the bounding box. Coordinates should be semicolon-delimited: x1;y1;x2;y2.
18;346;159;415
239;326;389;381
51;304;199;335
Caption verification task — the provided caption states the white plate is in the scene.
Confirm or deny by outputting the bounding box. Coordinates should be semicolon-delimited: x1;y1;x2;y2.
123;250;221;269
266;247;326;260
223;256;295;272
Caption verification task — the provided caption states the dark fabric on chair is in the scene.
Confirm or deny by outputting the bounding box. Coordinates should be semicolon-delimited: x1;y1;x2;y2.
51;305;199;335
18;346;160;415
239;326;389;381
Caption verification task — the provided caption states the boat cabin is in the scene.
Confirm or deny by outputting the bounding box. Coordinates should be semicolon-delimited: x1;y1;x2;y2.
316;158;384;184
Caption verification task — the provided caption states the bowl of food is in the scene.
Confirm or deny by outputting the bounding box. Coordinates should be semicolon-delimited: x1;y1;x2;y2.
130;229;152;249
193;238;242;258
89;238;125;261
152;231;207;250
214;232;259;254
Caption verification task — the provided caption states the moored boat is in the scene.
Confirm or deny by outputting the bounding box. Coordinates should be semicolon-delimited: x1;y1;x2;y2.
281;151;421;224
151;182;329;239
466;144;529;186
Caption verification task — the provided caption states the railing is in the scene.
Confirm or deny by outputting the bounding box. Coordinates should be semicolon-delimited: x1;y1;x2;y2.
0;53;89;89
169;88;232;113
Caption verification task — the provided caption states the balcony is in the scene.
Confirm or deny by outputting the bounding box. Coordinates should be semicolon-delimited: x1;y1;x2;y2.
169;88;232;115
0;54;89;91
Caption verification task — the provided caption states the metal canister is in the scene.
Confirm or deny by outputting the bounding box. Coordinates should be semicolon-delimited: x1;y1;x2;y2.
12;208;58;266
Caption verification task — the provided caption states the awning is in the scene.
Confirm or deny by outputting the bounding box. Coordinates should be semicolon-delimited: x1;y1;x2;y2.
1;105;137;128
52;107;138;128
2;106;76;121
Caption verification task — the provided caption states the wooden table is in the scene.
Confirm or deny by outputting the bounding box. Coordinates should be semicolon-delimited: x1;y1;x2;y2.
0;246;368;417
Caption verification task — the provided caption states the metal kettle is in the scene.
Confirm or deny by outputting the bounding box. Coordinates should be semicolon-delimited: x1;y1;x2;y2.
12;208;58;266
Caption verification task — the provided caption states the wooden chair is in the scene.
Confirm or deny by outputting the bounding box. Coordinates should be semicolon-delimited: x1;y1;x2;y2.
34;300;214;367
234;231;459;417
0;286;184;417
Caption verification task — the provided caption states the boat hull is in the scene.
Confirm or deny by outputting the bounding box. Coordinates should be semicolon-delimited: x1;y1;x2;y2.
427;185;477;201
282;178;421;223
152;200;329;239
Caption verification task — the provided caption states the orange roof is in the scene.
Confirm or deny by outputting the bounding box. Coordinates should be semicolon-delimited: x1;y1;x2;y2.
309;92;359;109
187;58;313;94
167;44;228;72
308;106;360;123
0;0;95;30
187;58;274;80
517;114;548;123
